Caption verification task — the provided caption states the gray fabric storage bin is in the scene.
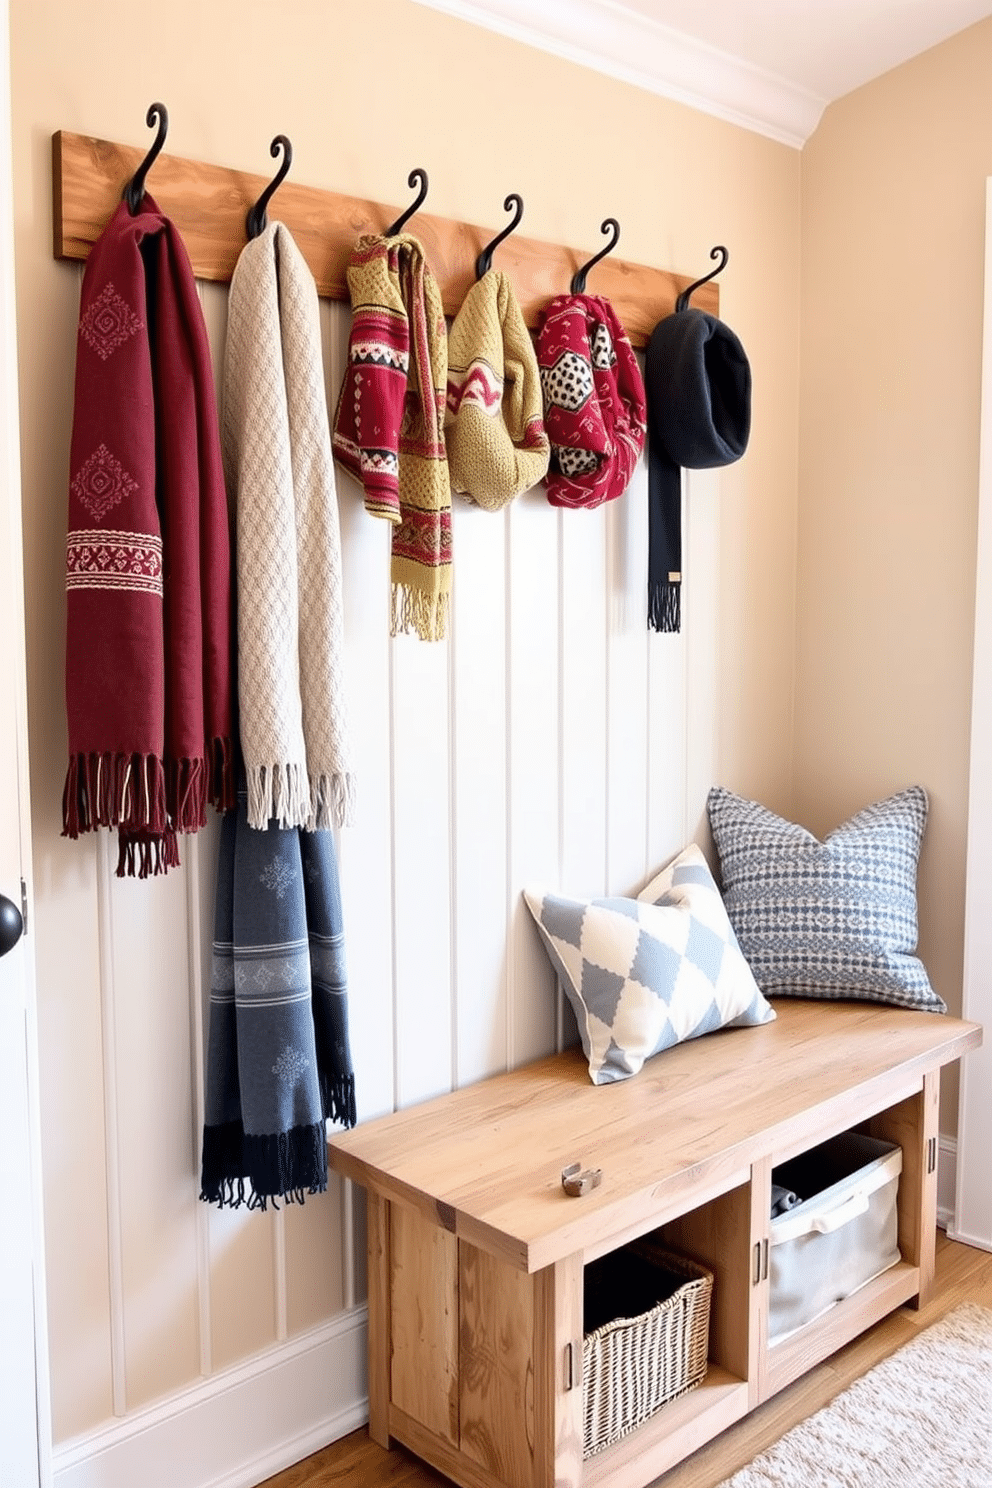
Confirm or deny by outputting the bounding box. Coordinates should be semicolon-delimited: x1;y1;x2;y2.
768;1131;902;1342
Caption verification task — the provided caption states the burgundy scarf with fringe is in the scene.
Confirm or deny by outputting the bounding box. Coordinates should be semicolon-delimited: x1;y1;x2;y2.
62;196;234;875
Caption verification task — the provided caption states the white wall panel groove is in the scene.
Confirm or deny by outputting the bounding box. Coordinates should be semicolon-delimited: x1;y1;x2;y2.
95;835;128;1419
40;281;723;1472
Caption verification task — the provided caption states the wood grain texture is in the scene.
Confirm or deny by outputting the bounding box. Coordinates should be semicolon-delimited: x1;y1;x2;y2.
367;1192;392;1450
330;1000;981;1273
866;1072;940;1304
547;1254;584;1488
390;1205;460;1446
458;1241;537;1488
259;1233;992;1488
51;130;719;347
659;1175;758;1386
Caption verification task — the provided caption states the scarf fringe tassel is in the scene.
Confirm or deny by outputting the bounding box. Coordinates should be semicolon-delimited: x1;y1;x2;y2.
648;581;682;635
245;762;313;831
391;583;450;643
311;771;358;831
320;1071;357;1131
200;1118;329;1211
64;747;235;877
116;827;180;879
63;750;168;839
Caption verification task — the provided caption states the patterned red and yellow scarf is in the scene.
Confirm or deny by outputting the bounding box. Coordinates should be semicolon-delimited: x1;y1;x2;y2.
332;234;450;641
62;197;235;875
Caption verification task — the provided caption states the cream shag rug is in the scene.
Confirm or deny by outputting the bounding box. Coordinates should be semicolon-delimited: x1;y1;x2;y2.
717;1304;992;1487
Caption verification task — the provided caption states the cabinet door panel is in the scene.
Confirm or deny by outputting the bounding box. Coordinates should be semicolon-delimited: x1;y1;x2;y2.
391;1204;460;1444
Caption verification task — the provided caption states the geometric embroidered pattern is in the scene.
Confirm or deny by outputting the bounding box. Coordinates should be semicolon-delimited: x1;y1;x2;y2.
540;349;594;412
271;1043;309;1087
78;281;144;361
65;530;163;596
446;358;502;418
70;443;138;521
349;338;409;374
259;856;296;900
229;938;310;1005
394;506;452;566
359;447;399;480
707;785;945;1013
590;320;616;370
523;843;775;1086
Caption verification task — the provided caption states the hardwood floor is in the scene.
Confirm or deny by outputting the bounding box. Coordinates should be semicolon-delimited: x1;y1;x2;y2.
260;1231;992;1488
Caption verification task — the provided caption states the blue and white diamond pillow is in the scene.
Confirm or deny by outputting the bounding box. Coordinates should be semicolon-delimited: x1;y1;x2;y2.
707;785;945;1012
522;845;775;1085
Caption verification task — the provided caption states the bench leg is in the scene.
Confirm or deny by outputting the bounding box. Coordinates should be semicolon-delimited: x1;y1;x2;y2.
367;1189;391;1448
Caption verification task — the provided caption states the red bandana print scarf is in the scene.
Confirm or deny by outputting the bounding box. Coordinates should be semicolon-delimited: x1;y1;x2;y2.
62;197;235;876
536;293;646;509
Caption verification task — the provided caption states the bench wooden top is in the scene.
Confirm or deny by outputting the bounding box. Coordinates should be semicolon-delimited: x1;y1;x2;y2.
328;999;981;1273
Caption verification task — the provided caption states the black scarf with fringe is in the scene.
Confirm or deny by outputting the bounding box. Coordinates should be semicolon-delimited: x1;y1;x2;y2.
645;307;751;632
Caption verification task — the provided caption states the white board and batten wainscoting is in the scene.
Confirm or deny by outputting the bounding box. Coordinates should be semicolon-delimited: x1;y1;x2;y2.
0;1;50;1480
38;263;732;1488
954;176;992;1254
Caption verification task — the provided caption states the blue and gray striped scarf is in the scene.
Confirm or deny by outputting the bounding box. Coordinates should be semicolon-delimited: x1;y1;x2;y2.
200;796;356;1209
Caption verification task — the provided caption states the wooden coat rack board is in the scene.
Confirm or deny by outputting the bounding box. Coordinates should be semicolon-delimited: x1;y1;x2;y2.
52;131;718;347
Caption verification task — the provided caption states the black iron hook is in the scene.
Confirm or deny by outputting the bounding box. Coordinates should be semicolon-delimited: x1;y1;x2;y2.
246;135;293;240
676;245;729;312
385;168;429;237
570;218;620;295
475;193;524;279
123;102;169;215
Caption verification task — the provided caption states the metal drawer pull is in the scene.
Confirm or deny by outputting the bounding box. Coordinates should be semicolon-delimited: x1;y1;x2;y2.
561;1162;602;1197
753;1237;769;1284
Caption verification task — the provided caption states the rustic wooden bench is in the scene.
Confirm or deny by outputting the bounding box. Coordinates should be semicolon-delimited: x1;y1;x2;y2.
329;998;981;1488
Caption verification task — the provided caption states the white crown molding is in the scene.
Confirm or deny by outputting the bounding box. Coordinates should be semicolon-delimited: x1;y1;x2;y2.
408;0;826;147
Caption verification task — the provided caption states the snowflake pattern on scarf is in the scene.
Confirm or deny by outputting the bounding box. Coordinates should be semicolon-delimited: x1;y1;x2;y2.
272;1044;309;1087
260;856;295;899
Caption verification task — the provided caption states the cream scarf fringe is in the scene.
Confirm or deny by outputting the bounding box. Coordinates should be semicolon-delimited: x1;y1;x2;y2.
223;223;355;830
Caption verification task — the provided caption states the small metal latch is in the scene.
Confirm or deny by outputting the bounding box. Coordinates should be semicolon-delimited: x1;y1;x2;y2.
561;1162;602;1197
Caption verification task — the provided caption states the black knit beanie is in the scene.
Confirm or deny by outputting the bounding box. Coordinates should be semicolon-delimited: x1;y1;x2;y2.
645;308;752;632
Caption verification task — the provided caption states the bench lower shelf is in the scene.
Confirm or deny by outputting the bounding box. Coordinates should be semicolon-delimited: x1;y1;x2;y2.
329;1000;982;1488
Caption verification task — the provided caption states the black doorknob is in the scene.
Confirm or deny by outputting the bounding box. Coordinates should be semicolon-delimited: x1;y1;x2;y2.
0;893;24;957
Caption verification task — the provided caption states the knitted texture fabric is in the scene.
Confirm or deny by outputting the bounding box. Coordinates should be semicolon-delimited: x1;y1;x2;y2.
445;269;549;509
223;223;355;831
645;307;751;633
62;195;235;877
332;234;450;641
199;794;356;1211
536;293;646;509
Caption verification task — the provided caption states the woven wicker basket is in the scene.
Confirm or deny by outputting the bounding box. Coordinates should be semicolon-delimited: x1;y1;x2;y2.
582;1239;713;1458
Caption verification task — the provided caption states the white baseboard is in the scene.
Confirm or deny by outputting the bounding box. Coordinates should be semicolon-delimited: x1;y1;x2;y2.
52;1306;369;1488
937;1134;957;1233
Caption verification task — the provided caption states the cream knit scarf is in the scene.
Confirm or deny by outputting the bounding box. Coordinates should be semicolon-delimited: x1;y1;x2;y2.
332;234;451;641
223;222;355;830
445;270;549;509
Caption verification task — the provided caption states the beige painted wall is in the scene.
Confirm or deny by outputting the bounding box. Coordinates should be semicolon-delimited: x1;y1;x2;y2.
11;0;800;1448
798;17;992;1128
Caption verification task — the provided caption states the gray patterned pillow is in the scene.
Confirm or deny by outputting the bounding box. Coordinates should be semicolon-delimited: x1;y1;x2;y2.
523;845;775;1085
707;786;945;1012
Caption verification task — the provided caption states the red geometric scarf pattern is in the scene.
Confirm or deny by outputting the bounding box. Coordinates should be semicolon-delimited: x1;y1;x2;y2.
62;196;235;876
332;234;451;641
536;293;646;509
